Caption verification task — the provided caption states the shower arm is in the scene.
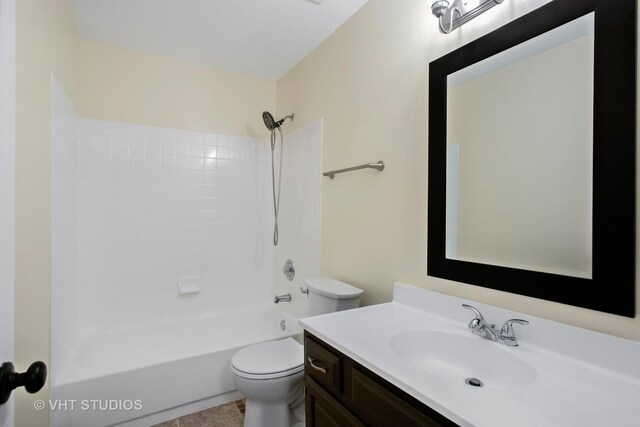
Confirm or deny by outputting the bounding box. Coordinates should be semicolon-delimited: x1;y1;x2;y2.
281;113;295;122
275;113;295;129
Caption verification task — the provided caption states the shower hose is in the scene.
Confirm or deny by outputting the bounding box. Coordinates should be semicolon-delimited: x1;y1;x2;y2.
270;128;283;246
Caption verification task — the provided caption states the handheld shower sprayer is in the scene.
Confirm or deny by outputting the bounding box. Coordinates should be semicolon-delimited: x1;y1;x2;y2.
262;111;295;246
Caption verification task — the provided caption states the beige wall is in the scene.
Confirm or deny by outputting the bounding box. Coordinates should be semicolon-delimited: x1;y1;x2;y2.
276;0;640;341
14;0;79;425
76;40;276;138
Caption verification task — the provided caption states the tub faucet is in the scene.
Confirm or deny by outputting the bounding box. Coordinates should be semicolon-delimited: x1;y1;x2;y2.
462;304;529;347
274;293;292;304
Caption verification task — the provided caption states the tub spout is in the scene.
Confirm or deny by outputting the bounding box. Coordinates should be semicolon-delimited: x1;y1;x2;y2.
274;294;292;304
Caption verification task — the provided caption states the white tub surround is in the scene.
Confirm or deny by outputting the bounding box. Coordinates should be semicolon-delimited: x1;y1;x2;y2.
53;307;302;427
299;283;640;427
54;117;275;336
51;112;323;351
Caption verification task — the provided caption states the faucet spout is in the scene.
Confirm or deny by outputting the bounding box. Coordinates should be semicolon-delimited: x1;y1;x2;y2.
477;322;499;341
274;293;292;304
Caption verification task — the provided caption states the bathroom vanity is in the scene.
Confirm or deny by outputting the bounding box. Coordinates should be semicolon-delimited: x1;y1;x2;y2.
299;284;640;427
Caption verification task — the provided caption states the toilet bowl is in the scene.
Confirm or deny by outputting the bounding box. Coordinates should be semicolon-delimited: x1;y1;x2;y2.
230;278;363;427
231;338;304;427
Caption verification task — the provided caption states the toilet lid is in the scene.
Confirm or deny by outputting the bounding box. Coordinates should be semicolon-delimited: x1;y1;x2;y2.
305;277;364;299
231;338;304;380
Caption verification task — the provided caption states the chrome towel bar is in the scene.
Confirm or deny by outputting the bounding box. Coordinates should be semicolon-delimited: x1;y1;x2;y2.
323;161;384;179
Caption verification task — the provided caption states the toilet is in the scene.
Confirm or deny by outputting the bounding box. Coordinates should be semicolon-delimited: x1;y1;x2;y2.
231;277;364;427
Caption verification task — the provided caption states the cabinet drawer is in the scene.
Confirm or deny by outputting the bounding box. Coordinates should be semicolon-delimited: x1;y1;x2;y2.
350;368;448;427
305;335;343;395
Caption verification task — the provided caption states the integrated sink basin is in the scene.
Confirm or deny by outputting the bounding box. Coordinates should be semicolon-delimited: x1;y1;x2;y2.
390;330;537;388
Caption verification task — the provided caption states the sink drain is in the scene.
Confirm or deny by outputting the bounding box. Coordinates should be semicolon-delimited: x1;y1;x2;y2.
465;377;484;387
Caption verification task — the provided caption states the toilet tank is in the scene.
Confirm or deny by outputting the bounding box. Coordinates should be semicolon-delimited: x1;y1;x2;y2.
305;278;364;317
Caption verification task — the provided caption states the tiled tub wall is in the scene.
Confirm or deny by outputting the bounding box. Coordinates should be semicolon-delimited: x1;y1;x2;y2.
72;120;275;333
52;103;278;360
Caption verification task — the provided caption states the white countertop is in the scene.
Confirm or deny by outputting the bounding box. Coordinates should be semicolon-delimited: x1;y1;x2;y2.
299;283;640;427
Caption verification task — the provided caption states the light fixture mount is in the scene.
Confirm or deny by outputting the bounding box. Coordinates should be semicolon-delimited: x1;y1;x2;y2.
430;0;504;34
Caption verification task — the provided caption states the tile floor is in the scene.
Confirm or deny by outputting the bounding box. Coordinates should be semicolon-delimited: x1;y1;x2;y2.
151;400;245;427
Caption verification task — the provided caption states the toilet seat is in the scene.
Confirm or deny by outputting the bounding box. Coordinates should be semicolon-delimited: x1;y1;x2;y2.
231;337;304;380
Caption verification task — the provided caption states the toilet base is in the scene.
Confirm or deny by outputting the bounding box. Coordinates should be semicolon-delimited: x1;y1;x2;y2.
233;370;304;427
244;399;291;427
289;390;305;425
243;399;305;427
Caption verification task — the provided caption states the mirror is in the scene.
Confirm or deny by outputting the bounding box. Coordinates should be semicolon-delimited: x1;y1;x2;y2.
446;13;594;278
428;0;636;317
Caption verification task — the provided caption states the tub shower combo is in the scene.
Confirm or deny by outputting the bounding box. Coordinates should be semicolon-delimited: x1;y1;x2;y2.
51;83;322;427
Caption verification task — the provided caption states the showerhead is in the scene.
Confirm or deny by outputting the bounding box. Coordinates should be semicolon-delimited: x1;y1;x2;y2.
263;111;277;131
262;111;294;131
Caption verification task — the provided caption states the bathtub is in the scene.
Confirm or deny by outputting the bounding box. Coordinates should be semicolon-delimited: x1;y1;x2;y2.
52;306;302;427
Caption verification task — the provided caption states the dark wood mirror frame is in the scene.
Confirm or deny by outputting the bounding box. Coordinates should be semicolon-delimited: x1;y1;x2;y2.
428;0;637;317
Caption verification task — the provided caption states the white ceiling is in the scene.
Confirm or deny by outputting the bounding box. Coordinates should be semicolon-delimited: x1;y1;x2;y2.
68;0;370;80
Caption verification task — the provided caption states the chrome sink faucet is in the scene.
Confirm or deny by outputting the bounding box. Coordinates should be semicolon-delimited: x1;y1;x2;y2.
462;304;529;347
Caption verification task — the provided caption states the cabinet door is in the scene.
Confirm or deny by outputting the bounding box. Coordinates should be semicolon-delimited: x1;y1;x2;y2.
306;376;365;427
350;368;452;427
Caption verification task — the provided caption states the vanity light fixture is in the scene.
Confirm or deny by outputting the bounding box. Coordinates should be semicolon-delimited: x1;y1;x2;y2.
430;0;504;34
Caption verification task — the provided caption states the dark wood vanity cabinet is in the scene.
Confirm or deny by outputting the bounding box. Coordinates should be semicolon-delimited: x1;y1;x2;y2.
304;332;459;427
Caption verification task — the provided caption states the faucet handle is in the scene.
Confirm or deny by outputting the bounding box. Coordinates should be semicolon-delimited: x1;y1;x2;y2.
462;304;485;328
500;319;529;341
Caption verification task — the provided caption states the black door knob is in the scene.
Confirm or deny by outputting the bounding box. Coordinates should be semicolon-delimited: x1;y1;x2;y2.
0;361;47;405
